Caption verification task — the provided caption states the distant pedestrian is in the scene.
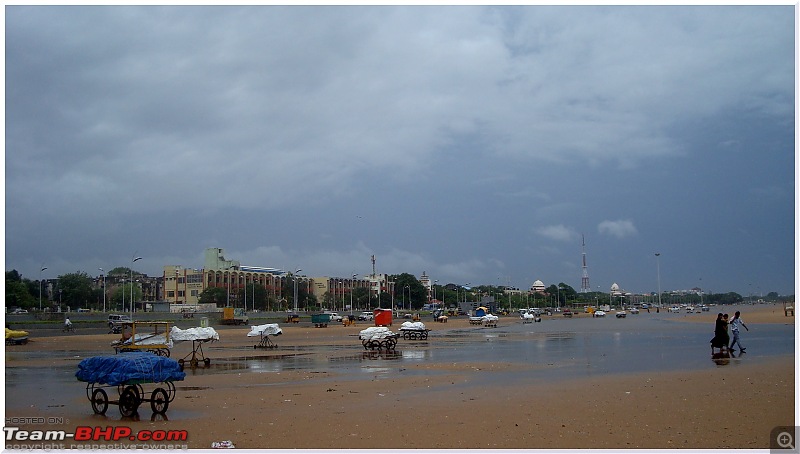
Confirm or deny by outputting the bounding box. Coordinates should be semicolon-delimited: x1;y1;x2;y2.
729;311;749;353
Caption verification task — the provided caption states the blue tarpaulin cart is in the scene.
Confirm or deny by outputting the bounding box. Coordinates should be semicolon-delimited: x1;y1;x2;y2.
76;352;185;417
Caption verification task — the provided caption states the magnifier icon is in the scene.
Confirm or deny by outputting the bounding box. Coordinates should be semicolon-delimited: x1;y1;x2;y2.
777;431;794;449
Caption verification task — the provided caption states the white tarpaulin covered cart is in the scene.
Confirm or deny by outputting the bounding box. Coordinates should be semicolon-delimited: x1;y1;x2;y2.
359;327;399;350
247;323;282;349
399;321;430;340
170;326;220;368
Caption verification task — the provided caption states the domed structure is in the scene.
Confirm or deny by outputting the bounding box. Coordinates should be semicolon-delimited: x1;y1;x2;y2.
530;280;546;293
610;283;622;296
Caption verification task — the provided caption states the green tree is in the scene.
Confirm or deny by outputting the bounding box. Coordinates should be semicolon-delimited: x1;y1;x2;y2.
280;275;313;310
5;270;36;309
199;287;227;305
238;284;269;311
351;287;371;310
55;271;95;309
391;273;427;310
110;282;143;309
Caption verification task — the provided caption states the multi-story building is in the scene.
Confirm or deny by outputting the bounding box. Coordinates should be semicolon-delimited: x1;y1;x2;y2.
310;276;372;311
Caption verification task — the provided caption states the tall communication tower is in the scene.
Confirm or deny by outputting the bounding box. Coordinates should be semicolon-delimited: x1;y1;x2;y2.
581;234;590;293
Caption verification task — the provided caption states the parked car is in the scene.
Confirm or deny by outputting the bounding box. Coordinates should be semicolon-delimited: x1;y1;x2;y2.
11;308;28;314
107;314;132;331
358;311;374;321
326;312;343;322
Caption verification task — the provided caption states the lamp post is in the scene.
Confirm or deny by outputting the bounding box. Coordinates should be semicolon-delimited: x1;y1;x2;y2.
226;266;234;308
351;274;357;315
39;266;48;311
340;281;345;312
131;256;142;317
433;280;438;309
98;268;105;312
655;253;662;310
293;268;302;312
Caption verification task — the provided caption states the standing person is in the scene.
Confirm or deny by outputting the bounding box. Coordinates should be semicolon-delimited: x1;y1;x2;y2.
722;314;731;349
711;313;727;353
729;311;749;353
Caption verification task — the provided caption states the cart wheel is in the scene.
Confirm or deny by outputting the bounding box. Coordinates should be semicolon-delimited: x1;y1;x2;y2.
178;358;184;366
387;338;397;349
204;358;211;366
119;386;140;417
90;388;109;415
150;388;169;414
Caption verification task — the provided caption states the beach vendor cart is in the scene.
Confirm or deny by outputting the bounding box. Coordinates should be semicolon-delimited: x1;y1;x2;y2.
399;321;430;340
170;326;220;368
111;321;173;357
76;352;185;417
248;323;282;349
359;326;399;351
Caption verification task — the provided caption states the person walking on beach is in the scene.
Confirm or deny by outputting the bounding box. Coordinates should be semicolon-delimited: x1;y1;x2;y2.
729;311;748;353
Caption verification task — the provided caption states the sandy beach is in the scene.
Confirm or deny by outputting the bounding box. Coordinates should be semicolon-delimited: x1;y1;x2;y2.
4;303;796;450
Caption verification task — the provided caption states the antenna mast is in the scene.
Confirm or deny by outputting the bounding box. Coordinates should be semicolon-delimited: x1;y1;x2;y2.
581;234;590;293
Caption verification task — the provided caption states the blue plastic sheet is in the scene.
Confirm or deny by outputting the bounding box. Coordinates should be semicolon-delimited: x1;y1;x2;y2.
75;352;186;385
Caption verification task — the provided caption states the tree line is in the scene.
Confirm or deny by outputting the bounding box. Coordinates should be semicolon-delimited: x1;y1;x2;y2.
5;268;793;312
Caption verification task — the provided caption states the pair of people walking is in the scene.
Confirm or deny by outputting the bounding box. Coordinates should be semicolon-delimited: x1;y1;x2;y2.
710;311;748;353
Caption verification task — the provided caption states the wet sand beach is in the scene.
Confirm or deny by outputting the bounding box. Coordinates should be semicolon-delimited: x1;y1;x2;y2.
4;304;796;450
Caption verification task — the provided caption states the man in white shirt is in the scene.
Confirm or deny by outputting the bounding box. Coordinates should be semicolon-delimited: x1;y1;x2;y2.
729;310;748;353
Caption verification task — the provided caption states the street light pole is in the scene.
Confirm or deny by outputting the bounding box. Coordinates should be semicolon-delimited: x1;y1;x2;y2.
293;268;302;312
98;268;105;312
131;256;142;317
227;266;233;308
39;266;47;311
655;253;662;309
351;274;357;315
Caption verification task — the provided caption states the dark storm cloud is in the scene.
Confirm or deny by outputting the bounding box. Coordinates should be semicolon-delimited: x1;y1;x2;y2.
5;5;795;295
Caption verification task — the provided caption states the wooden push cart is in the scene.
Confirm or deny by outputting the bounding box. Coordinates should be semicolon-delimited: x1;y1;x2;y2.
78;352;185;417
399;321;430;340
400;328;430;340
359;327;399;351
111;321;172;357
86;380;177;417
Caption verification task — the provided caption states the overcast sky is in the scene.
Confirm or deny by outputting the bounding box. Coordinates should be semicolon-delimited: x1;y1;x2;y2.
5;6;796;297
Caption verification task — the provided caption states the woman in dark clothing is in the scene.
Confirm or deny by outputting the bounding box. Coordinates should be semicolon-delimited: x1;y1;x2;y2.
710;313;729;352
